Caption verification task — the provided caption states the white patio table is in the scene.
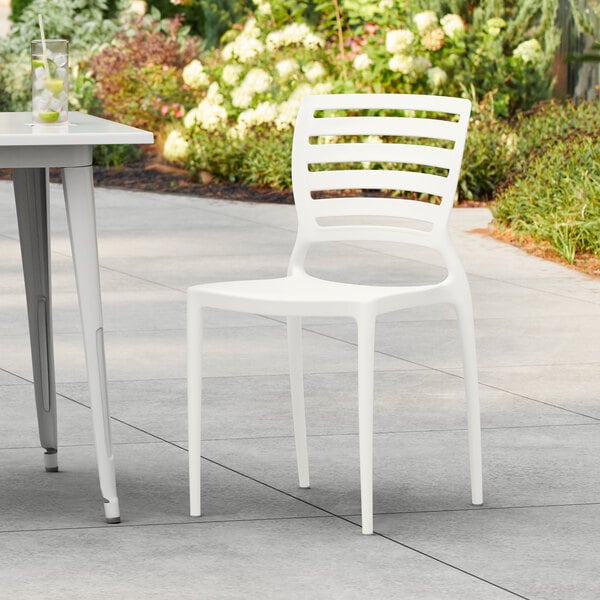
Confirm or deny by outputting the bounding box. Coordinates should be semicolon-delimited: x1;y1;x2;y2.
0;112;153;523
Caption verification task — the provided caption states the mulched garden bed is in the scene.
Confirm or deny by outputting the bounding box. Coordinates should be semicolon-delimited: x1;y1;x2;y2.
0;150;294;204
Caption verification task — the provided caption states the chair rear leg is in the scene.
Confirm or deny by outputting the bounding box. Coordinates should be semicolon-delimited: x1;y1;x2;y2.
357;314;376;534
455;298;483;506
287;316;310;488
188;299;203;516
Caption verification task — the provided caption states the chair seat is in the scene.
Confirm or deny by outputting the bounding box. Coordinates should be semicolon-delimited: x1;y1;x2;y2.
190;273;443;317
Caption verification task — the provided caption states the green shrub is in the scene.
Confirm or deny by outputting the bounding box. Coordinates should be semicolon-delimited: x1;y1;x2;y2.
93;143;143;168
89;13;199;132
491;100;600;263
10;0;32;22
145;0;253;47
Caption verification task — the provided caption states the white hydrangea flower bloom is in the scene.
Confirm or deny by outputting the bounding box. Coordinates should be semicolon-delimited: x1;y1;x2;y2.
163;130;189;162
513;39;543;64
184;107;201;129
182;60;210;89
276;58;300;79
222;64;243;86
266;23;324;50
353;53;373;71
222;20;265;64
236;36;265;63
303;33;325;49
290;83;313;102
228;122;247;141
385;29;414;54
303;61;326;82
440;14;465;38
427;66;447;88
243;17;261;38
206;82;223;103
196;100;228;131
389;54;414;74
275;99;301;130
312;82;333;94
413;11;438;35
255;0;272;15
231;86;254;109
378;0;394;9
238;101;278;127
243;68;273;94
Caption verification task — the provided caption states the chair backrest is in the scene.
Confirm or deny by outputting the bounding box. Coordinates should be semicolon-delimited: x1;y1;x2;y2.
289;94;471;271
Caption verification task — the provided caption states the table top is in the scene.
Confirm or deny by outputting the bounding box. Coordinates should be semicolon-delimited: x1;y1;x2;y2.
0;112;154;147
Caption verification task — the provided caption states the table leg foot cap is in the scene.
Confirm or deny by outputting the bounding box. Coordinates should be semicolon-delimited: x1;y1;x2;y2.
106;517;121;524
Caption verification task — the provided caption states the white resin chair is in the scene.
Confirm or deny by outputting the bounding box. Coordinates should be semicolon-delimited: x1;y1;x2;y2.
187;94;482;534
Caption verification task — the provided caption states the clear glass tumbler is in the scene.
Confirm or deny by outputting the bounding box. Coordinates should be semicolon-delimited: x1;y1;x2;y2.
31;39;69;124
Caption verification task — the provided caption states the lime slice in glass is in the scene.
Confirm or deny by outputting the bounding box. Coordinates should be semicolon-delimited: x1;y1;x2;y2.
31;59;46;69
45;78;63;94
39;111;60;123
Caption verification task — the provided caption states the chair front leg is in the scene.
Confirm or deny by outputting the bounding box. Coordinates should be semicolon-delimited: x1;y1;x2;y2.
188;298;203;516
454;296;483;506
357;312;376;535
287;316;310;488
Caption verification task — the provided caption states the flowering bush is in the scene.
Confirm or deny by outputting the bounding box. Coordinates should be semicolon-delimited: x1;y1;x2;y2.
164;0;560;195
167;7;333;187
89;13;199;131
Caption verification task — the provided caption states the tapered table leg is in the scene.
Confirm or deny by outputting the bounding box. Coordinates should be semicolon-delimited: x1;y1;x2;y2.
62;165;120;524
12;168;58;473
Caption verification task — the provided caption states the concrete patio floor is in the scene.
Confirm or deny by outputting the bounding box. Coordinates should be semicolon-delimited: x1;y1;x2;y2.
1;179;599;599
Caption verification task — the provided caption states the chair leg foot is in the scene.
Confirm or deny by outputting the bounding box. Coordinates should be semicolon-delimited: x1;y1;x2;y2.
103;497;120;523
105;516;121;524
44;448;58;472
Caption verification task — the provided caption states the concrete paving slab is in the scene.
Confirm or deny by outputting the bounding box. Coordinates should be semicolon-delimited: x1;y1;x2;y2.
308;314;600;369
0;517;518;600
354;504;600;600
0;442;323;532
473;364;600;420
56;369;594;444
0;383;150;448
504;275;600;305
0;323;414;384
200;423;600;515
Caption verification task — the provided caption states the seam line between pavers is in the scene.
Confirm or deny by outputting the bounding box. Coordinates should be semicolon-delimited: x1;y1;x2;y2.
341;500;600;518
0;514;334;536
297;325;600;423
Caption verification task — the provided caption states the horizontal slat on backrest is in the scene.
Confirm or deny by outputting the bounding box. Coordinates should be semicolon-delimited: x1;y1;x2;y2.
309;224;437;247
310;197;440;222
305;93;469;115
307;169;448;197
306;117;461;141
306;143;455;169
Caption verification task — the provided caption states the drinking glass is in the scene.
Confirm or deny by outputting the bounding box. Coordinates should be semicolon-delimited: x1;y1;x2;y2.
31;39;69;124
